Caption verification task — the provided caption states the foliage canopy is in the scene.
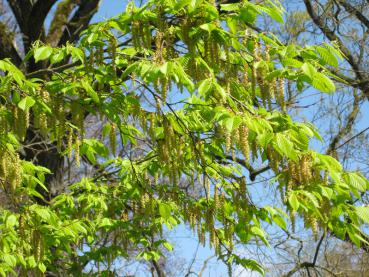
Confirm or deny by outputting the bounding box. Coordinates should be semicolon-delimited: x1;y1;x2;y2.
0;0;368;275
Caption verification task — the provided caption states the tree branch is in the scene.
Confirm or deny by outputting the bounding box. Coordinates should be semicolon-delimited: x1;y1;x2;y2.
327;91;362;156
58;0;100;46
336;0;369;30
46;0;79;46
303;0;369;97
0;22;21;65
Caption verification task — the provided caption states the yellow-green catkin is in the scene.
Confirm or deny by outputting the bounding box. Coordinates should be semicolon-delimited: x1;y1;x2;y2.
89;48;95;67
239;124;249;162
75;135;81;167
243;63;250;87
71;101;84;136
225;129;231;153
300;154;312;184
67;126;74;159
132;21;141;50
278;78;286;112
55;94;65;152
39;90;50;136
204;174;210;199
109;37;117;72
214;186;219;214
0;149;22;192
109;123;117;156
290;211;296;233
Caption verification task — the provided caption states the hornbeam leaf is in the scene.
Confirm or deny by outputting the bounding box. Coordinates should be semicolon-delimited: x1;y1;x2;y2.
18;96;36;111
311;72;335;93
34;46;53;62
159;203;172;220
288;192;299;211
81;80;100;103
355;206;369;224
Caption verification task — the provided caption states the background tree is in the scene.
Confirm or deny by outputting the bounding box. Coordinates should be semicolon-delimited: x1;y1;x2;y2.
244;0;369;275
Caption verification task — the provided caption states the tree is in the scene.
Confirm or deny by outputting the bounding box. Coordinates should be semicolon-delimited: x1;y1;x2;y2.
249;1;369;275
0;0;369;276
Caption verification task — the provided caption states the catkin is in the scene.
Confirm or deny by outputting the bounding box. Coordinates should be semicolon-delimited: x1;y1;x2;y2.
75;136;81;167
67;127;73;159
239;124;250;162
109;123;117;156
225;130;231;153
278;78;286;112
214;186;219;213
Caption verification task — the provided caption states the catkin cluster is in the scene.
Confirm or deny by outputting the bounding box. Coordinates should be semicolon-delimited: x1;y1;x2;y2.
204;34;220;69
266;145;282;174
35;90;50;136
0;148;22;192
155;118;184;185
131;20;151;50
304;212;319;240
288;154;313;186
221;122;250;162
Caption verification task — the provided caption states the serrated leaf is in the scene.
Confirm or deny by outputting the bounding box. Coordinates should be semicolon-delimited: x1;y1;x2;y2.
355;206;369;224
38;263;46;273
198;78;212;96
275;133;298;161
288;193;299;211
159;203;171;220
250;226;269;246
220;3;239;11
3;254;16;267
81;80;100;103
311;72;335;93
5;214;17;228
34;46;53;62
18;96;36;111
163;241;173;251
301;62;316;79
316;46;338;67
233;256;265;275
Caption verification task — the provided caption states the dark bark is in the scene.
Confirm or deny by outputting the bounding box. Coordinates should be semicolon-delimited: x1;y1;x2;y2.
1;0;100;199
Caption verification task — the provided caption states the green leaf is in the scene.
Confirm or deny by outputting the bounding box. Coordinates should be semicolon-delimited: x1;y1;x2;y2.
288;192;299;211
272;214;287;230
163;241;174;251
5;214;17;228
250;226;269;246
81;80;100;103
301;62;317;79
18;96;36;111
233;255;265;275
316;45;339;67
275;133;298;161
223;117;234;132
159;62;170;75
355;206;369;224
345;172;367;192
159;203;171;220
311;72;335;93
265;5;284;23
34;46;53;62
50;50;66;64
198;78;212;96
38;263;46;273
3;254;16;267
220;3;239;12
